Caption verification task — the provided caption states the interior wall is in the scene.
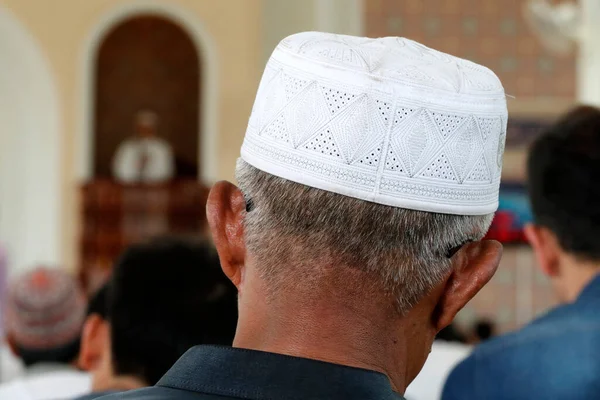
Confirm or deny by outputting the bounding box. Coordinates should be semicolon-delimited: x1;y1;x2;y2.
0;0;263;271
0;5;61;274
262;0;317;63
578;0;600;106
0;0;366;273
262;0;364;63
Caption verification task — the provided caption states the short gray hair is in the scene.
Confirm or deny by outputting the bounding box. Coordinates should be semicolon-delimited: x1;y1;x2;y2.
236;159;493;312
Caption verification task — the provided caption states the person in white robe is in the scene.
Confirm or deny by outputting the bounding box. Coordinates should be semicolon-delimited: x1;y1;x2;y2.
112;111;175;184
404;340;471;400
0;267;90;400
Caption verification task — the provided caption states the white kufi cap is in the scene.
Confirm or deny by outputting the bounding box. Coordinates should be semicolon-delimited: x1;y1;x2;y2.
241;32;508;215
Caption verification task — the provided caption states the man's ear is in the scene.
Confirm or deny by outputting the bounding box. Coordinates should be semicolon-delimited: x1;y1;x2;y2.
78;314;109;371
524;223;560;278
6;334;19;358
433;240;503;332
207;181;247;289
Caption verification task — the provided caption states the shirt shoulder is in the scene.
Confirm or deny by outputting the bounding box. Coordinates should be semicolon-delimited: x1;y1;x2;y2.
116;139;137;151
475;301;600;359
442;302;600;400
0;371;90;400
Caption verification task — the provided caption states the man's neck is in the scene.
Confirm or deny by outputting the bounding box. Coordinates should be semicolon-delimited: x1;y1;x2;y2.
559;257;600;303
233;285;414;393
93;375;146;393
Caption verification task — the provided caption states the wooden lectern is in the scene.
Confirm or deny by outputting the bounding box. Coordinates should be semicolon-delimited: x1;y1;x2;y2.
80;179;209;293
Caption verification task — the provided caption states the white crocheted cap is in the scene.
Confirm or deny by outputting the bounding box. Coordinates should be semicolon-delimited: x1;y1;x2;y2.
241;32;508;215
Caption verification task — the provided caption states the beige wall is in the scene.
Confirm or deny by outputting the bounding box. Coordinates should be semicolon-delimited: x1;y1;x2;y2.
262;0;364;63
0;0;366;273
0;0;264;270
263;0;317;63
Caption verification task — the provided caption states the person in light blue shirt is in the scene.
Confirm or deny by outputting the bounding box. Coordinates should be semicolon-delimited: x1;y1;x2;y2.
443;105;600;400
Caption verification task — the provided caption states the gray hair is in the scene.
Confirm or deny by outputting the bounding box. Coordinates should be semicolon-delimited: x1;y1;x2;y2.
236;159;493;312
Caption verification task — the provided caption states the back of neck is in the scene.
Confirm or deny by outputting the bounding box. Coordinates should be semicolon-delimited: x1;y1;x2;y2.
233;287;409;392
93;375;147;393
560;256;600;302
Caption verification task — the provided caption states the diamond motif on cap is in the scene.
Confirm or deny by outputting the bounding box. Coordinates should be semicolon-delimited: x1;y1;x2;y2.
258;69;287;130
392;110;444;177
285;82;331;148
445;117;484;183
328;95;391;164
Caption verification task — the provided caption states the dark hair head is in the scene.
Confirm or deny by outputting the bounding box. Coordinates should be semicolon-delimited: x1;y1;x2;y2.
474;319;495;341
528;105;600;261
108;237;238;385
436;323;467;343
87;283;109;320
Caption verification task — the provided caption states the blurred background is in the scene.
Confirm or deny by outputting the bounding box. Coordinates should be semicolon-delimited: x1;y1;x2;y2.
0;0;594;337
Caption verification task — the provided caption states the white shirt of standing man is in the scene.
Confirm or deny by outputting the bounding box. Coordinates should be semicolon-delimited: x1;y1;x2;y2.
112;110;175;184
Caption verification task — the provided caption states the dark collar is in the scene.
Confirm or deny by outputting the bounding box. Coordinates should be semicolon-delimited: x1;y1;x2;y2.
158;345;404;400
576;273;600;304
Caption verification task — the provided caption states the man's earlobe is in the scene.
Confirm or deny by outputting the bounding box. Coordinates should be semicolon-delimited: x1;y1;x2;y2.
207;181;247;289
433;240;502;332
6;334;19;358
78;314;106;371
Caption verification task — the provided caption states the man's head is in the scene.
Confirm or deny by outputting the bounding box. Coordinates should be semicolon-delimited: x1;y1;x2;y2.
525;105;600;302
235;160;494;312
134;110;158;139
5;267;86;367
208;32;507;389
90;237;238;391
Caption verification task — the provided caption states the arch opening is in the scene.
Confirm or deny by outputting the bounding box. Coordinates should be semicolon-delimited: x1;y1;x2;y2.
94;15;201;179
79;3;219;183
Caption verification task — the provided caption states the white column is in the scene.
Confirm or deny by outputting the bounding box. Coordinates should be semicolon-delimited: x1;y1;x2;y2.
262;0;364;64
0;6;62;275
577;0;600;106
314;0;364;36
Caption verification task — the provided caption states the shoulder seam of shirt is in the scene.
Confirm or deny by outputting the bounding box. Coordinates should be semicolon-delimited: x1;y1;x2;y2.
473;320;600;358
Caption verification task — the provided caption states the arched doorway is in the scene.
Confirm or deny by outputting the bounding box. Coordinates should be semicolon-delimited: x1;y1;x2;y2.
0;6;61;274
94;15;201;179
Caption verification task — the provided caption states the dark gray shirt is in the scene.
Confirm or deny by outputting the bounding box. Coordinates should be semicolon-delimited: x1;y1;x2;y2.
97;345;405;400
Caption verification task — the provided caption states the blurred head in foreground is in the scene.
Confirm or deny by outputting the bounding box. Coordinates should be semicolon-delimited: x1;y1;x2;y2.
525;105;600;302
83;237;237;392
5;267;86;367
208;32;507;392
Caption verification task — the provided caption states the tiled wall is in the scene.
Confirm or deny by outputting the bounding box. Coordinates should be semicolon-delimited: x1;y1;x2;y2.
365;0;572;334
365;0;576;100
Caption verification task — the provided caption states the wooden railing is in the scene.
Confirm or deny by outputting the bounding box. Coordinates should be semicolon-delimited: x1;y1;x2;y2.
79;179;210;293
